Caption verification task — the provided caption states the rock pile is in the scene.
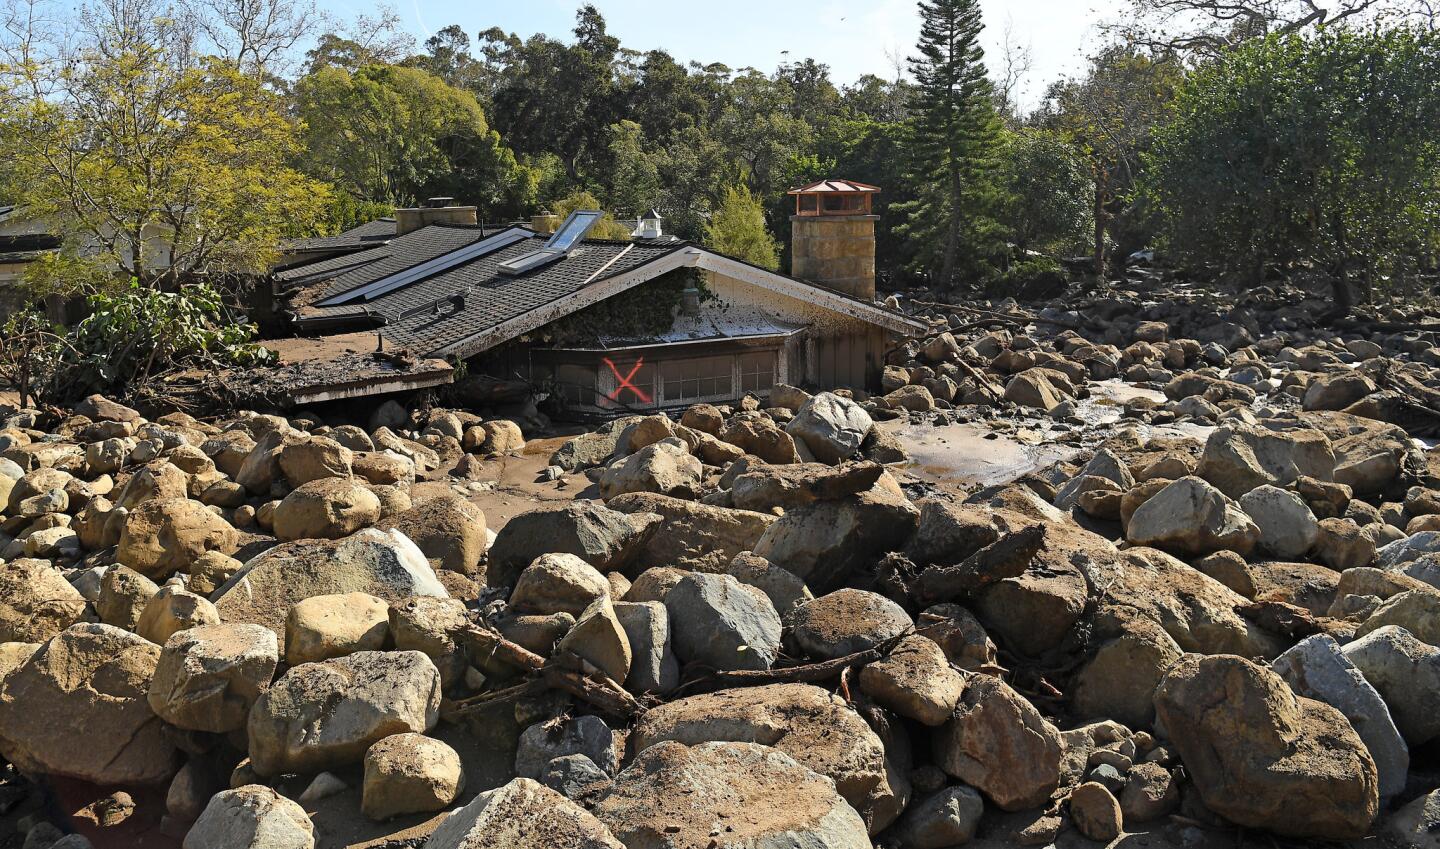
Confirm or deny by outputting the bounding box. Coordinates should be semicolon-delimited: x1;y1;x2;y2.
4;284;1440;849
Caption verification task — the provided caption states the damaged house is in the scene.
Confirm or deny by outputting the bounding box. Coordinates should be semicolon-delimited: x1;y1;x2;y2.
270;181;924;412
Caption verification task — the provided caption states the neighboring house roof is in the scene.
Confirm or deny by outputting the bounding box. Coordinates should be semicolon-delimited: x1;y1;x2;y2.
287;223;925;362
278;218;398;255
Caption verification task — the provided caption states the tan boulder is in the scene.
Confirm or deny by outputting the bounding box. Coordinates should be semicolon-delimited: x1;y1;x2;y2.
934;674;1063;811
272;478;381;541
0;560;88;643
285;592;390;665
137;585;221;645
117;497;240;579
362;732;464;821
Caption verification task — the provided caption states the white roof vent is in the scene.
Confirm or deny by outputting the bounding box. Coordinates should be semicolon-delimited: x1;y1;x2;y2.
632;208;663;240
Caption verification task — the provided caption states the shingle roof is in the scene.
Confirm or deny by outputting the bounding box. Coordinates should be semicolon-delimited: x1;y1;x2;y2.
292;226;680;355
278;218;397;254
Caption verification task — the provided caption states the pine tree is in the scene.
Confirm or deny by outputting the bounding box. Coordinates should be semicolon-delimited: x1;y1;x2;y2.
898;0;1006;288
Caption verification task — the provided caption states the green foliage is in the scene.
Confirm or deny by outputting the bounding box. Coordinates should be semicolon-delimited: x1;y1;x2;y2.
1038;47;1182;273
1;280;272;404
1145;28;1440;303
999;129;1094;255
706;185;780;270
988;256;1066;297
541;269;707;346
313;195;396;237
896;0;1008;288
293;63;536;217
550;191;635;240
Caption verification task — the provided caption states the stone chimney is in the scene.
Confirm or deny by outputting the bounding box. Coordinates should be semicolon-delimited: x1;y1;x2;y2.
395;197;478;235
788;179;880;301
530;211;559;235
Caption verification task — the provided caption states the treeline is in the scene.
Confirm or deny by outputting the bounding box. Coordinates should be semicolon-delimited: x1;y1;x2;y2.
2;0;1439;302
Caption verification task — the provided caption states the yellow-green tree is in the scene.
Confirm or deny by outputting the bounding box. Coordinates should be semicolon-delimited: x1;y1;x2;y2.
705;185;779;270
0;12;328;289
550;190;635;240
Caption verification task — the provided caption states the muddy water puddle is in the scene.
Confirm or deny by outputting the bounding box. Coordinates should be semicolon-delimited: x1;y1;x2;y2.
887;379;1214;488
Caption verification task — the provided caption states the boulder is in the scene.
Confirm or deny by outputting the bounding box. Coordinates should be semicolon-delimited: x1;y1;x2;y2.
933;674;1063;811
606;492;774;572
117;497;240;579
1383;788;1440;849
752;474;919;591
1271;634;1408;801
1069;782;1122;842
362;732;464;821
613;601;679;694
510;553;611;616
516;714;617;779
1343;625;1440;746
137;585;221;645
1355;590;1440;645
719;412;801;464
1303;371;1376;411
665;572;781;671
785;588;912;659
0;624;178;784
148;623;279;733
1120;761;1179;823
1153;653;1378;838
0;560;87;643
247;650;441;776
184;785;313;849
598;439;702;500
1126;476;1260;556
722;552;813;616
426;777;622;849
630;683;897;833
486;502;654;588
729;460;887;511
858;634;965;726
213;529;447;644
1004;369;1068;413
1196;423;1334;498
285;592;390;665
785;392;874;464
555;596;631;683
97;565;160;630
593;742;868;849
471;420;525;455
277;436;353;486
888;785;984;849
378;494;487;575
76;394;142;423
1240;485;1320;559
272;477;381;541
389;596;469;686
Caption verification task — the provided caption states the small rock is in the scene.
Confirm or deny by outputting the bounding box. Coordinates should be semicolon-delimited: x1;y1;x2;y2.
363;732;464;821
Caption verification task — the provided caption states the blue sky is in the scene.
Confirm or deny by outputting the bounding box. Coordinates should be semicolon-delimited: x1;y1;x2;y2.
321;0;1127;110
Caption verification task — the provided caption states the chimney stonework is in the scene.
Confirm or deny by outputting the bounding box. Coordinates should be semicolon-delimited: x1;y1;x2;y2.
787;179;880;301
394;200;477;235
790;213;878;301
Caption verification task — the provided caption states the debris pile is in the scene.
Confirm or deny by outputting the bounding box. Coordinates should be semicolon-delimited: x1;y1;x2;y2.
3;278;1440;848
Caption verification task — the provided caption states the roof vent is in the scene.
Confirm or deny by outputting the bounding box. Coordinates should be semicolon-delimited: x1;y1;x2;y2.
632;208;663;240
499;210;603;276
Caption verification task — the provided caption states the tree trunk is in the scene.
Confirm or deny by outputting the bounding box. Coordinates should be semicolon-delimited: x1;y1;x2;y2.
1092;170;1107;278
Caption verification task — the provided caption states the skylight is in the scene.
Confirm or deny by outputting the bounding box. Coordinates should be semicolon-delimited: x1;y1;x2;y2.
498;210;604;277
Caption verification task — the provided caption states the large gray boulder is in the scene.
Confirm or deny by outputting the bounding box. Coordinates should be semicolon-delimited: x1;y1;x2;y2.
486;501;655;588
785;588;912;659
426;777;623;849
1195;423;1334;498
184;785;313;849
1126;476;1260;557
213;529;447;644
598;439;701;500
1240;484;1320;559
665;572;781;672
247;650;441;776
0;623;178;784
1271;634;1408;801
630;683;901;834
1343;625;1440;746
785;392;874;465
148;623;279;733
593;741;869;849
516;714;617;779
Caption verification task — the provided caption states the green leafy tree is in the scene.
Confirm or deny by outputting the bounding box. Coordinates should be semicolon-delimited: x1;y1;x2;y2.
1145;27;1440;308
551;190;634;240
897;0;1007;288
1039;47;1181;274
999;129;1094;255
706;185;780;270
293;63;535;217
0;4;328;287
